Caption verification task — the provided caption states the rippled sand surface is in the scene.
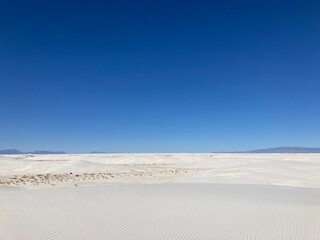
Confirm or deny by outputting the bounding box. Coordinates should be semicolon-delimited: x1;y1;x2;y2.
1;153;320;239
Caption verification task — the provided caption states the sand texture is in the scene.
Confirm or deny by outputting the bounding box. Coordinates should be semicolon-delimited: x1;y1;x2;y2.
1;153;320;239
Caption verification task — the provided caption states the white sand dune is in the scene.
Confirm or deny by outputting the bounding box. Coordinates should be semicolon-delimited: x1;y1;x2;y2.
1;153;320;188
1;184;320;240
1;153;320;239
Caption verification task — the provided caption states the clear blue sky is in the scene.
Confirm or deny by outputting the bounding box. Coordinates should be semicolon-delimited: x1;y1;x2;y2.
0;0;319;153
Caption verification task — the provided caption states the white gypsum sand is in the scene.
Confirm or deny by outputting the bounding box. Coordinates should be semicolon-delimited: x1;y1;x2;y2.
0;153;320;239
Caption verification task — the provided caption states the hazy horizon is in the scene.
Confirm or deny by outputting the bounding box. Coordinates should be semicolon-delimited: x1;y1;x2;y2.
2;146;320;154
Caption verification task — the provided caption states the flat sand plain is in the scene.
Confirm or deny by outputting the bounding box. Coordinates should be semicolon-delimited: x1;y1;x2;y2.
1;153;320;239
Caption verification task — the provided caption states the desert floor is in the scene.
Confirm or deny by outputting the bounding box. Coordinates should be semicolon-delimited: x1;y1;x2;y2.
1;153;320;239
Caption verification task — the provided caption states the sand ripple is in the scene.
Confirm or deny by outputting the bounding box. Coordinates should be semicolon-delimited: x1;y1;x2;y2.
1;184;320;240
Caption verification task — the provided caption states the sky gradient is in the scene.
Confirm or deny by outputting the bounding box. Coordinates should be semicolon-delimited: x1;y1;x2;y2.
1;0;320;153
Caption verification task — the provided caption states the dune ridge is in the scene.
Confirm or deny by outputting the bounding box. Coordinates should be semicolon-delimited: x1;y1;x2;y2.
1;153;320;188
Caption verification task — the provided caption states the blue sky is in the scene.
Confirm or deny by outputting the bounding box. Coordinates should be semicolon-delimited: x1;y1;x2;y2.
0;0;319;153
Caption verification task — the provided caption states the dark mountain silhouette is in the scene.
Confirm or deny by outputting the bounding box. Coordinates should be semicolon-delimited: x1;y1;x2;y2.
0;149;65;154
2;147;320;155
246;147;320;153
0;149;23;154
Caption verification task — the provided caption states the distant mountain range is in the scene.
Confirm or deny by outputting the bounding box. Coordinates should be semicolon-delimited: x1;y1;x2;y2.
244;147;320;153
1;147;320;154
0;149;66;154
91;147;320;154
